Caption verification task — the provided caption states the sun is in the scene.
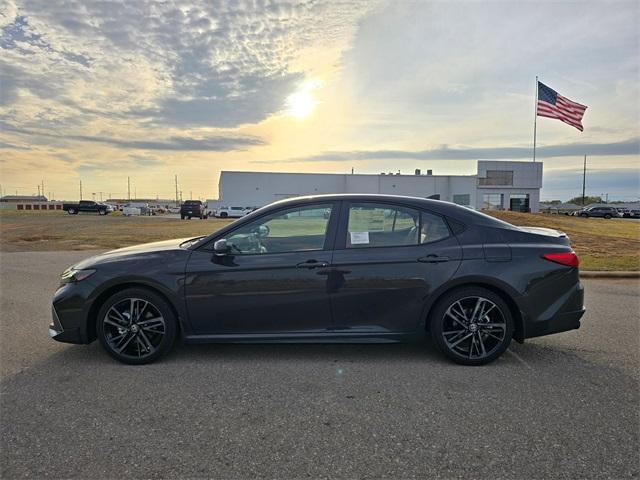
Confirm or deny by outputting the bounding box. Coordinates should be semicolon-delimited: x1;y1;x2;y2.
285;80;320;119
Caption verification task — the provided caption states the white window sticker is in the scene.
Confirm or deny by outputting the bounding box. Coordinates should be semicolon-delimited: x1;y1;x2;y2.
350;231;370;245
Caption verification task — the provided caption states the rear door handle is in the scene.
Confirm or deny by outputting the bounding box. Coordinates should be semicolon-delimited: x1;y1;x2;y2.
296;260;330;269
418;255;450;263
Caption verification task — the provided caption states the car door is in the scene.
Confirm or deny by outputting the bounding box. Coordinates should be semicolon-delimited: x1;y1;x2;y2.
329;201;462;334
79;201;94;212
184;202;339;336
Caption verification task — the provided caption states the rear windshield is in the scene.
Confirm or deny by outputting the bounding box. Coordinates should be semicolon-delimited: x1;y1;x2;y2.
183;201;201;205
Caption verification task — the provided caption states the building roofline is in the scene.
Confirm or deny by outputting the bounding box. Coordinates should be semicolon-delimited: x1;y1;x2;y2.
220;170;476;178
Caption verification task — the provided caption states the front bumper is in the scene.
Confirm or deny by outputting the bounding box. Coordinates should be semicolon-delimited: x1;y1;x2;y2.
49;304;84;343
50;282;94;344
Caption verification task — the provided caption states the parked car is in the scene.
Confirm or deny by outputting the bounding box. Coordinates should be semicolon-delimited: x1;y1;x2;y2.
616;208;630;217
628;209;640;218
180;200;207;220
578;206;621;219
215;206;253;218
123;202;151;216
50;194;585;366
62;200;113;215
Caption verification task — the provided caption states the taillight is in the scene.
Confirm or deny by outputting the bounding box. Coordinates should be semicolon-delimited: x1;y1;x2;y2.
542;251;580;268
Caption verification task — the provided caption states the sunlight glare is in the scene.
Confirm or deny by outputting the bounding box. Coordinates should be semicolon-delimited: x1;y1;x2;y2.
286;80;320;119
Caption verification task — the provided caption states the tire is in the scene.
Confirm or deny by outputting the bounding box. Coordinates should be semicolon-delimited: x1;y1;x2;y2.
430;286;514;366
180;215;185;220
68;208;76;215
96;288;177;365
98;209;107;215
187;216;191;220
604;214;611;219
580;213;588;218
220;212;228;218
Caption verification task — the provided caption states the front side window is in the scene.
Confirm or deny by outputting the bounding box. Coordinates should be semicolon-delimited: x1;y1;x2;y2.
346;203;449;248
226;204;332;254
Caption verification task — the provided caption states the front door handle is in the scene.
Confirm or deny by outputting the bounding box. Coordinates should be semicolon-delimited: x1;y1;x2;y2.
418;255;450;263
296;260;330;269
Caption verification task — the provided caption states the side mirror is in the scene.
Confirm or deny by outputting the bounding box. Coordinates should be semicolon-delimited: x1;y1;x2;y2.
213;238;230;255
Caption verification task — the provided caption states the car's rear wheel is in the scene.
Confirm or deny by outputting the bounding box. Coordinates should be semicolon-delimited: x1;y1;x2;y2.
604;214;612;219
220;212;228;218
580;213;588;218
430;287;513;365
96;288;177;365
98;209;107;215
68;208;76;214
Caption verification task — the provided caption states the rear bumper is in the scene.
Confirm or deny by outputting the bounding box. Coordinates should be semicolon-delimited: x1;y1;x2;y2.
524;307;585;338
523;279;585;339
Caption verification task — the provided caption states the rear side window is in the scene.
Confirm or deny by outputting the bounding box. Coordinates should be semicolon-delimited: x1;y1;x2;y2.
346;203;450;248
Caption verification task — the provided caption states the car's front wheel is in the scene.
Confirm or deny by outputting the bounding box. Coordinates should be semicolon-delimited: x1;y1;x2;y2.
430;287;513;365
96;288;177;365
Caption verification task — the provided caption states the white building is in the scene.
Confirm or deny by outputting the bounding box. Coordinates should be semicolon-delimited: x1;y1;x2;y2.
217;160;543;212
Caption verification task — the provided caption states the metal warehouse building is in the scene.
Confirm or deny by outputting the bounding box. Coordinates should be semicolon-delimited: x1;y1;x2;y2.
217;160;543;212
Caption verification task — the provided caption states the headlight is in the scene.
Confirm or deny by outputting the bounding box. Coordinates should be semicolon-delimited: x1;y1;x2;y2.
60;268;96;285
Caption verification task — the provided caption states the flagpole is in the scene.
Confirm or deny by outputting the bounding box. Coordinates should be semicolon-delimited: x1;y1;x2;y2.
582;154;587;206
533;75;538;162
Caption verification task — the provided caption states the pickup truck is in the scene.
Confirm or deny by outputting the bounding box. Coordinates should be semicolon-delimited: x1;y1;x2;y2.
62;200;114;215
215;206;255;218
180;200;207;220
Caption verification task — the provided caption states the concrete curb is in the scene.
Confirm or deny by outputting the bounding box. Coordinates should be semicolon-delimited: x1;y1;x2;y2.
580;271;640;279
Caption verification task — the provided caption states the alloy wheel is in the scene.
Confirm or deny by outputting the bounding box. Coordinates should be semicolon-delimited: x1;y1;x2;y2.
441;296;507;360
103;298;166;360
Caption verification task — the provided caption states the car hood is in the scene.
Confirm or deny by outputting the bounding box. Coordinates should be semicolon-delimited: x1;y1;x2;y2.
72;238;194;269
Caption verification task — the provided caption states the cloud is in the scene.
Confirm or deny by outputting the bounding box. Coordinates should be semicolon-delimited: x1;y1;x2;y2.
2;124;265;151
0;0;372;130
254;138;640;164
129;155;164;167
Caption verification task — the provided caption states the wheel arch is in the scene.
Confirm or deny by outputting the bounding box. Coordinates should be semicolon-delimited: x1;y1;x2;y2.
421;279;525;343
86;282;183;343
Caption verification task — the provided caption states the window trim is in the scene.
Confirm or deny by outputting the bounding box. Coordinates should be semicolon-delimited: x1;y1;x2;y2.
334;200;452;251
202;201;340;256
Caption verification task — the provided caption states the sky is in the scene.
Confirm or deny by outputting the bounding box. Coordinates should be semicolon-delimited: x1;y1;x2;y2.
0;0;639;202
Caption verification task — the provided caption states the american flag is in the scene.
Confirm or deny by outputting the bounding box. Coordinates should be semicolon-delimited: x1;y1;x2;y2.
537;82;587;131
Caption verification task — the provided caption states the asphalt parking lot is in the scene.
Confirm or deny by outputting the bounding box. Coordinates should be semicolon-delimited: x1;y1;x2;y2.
1;251;638;479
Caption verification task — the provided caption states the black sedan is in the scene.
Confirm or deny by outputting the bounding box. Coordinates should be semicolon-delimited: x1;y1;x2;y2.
50;194;585;365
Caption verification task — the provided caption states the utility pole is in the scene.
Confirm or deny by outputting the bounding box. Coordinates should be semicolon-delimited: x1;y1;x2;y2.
190;191;192;200
79;180;83;200
37;185;40;197
41;179;45;199
174;174;179;206
581;155;587;206
127;177;131;200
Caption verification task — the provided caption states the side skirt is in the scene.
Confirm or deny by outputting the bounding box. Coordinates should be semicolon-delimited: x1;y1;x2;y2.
182;331;420;344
